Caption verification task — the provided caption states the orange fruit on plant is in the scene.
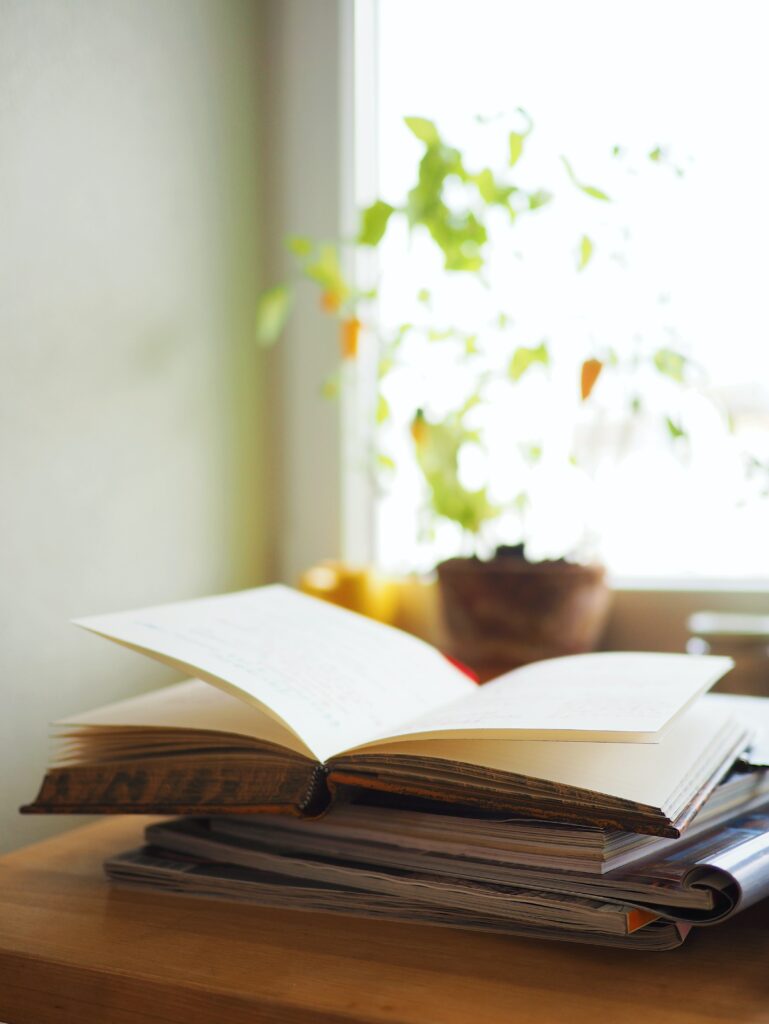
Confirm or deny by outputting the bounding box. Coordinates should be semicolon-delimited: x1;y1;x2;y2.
321;289;342;313
581;358;603;400
341;317;361;360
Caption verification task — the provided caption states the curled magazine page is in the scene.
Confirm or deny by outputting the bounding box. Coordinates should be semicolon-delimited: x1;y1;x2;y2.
613;809;769;922
684;810;769;919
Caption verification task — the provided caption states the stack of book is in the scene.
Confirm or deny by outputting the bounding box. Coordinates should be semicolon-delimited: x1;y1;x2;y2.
24;585;769;950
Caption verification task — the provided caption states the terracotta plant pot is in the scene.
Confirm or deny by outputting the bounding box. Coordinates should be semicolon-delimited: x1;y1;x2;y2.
436;552;612;682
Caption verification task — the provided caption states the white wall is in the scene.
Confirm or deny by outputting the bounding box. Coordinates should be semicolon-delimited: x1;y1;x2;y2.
0;0;267;852
262;0;346;583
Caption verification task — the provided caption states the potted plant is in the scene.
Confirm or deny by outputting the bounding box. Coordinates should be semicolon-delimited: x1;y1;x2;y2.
257;114;725;677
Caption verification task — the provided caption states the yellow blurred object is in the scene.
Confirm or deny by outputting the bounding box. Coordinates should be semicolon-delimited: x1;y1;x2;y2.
298;562;442;645
389;574;444;646
320;289;341;313
340;317;360;360
299;562;394;622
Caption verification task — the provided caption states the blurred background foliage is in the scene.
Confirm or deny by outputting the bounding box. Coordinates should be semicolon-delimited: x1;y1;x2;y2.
257;113;747;564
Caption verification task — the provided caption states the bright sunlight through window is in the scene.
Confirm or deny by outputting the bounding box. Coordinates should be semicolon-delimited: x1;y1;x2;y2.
369;0;769;580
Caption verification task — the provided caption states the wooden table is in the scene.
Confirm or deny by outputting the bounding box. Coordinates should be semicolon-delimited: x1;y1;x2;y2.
0;818;768;1024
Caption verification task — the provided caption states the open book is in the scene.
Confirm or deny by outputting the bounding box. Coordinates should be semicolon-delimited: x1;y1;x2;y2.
23;585;744;836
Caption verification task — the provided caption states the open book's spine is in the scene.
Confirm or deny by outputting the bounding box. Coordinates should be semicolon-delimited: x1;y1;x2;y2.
21;758;331;817
301;765;333;817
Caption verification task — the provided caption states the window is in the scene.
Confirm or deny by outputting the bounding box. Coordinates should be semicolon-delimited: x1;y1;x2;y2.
361;0;769;581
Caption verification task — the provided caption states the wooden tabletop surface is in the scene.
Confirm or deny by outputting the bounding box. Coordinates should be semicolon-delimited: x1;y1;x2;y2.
0;816;768;1024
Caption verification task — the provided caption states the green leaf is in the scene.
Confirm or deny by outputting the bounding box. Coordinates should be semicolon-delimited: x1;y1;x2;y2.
404;116;440;145
358;200;395;246
412;410;499;534
475;168;494;202
649;146;663;162
377;453;396;472
473;168;516;207
378;355;395;379
666;417;686;440
424;466;498;533
473;168;494;203
508;342;550;381
527;189;553;210
460;392;483;416
577;234;593;271
286;235;312;257
561;157;611;201
426;208;487;271
654;348;686;382
305;245;349;299
464;334;479;355
376;394;390;424
255;284;293;346
583;184;611;201
417;288;431;304
390;323;413;349
519;443;542;464
561;157;577;181
427;328;453;342
509;132;524;167
404;140;485;271
321;372;340;400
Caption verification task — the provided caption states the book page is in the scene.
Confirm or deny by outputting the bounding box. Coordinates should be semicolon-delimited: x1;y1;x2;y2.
343;695;738;808
58;679;316;758
706;693;769;767
348;652;733;748
73;585;474;762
